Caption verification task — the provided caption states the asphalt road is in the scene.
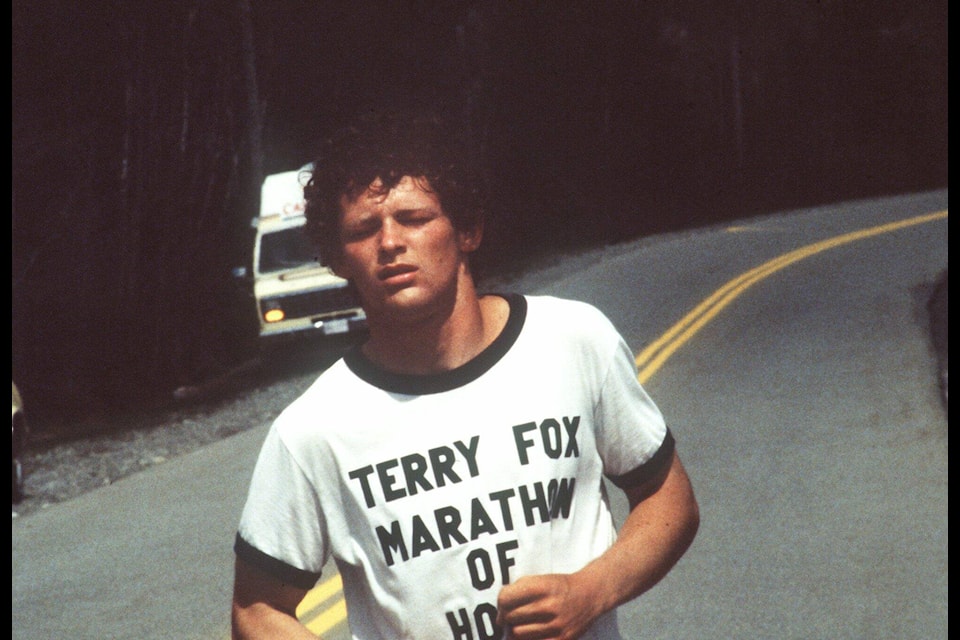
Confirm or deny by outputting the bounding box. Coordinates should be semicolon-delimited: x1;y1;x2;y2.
12;189;947;639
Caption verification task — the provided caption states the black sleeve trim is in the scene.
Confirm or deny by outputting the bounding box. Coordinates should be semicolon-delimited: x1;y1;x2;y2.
234;532;322;591
607;428;676;490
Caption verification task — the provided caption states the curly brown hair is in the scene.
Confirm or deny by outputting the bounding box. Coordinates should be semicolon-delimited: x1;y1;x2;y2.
303;110;486;266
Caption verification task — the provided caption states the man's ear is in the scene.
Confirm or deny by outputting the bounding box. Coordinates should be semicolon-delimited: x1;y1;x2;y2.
457;220;484;254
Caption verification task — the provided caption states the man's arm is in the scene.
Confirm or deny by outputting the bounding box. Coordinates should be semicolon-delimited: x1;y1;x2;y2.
496;450;699;640
231;557;319;640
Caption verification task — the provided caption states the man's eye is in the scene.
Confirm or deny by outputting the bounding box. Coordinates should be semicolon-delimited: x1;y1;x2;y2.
399;211;435;225
342;223;378;241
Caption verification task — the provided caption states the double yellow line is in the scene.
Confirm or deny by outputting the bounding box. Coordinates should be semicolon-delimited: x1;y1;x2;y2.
296;208;948;635
635;210;947;382
296;573;347;635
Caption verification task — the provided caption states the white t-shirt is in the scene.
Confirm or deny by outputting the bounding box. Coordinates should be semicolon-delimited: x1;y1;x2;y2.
236;294;673;639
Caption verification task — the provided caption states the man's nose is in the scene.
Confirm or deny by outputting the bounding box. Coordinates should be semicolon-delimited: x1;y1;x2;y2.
379;218;404;252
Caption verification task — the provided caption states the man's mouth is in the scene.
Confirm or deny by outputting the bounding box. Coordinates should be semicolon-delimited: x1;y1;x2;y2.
377;264;417;285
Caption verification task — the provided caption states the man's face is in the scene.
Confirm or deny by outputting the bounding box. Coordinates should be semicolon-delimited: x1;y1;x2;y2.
333;176;481;322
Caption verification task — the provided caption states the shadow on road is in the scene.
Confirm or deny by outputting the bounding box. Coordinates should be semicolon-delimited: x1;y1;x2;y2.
927;268;948;412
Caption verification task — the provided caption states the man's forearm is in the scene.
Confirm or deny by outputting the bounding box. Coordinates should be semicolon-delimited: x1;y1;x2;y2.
577;452;699;613
496;452;699;638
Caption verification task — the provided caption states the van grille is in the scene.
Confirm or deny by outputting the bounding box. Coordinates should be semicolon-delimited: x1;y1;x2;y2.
271;285;363;318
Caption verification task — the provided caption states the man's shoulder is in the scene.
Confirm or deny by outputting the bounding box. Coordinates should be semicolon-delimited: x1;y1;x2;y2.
272;356;361;425
521;294;613;327
513;294;621;353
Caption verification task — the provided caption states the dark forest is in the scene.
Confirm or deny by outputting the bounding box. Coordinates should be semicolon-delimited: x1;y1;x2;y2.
12;1;948;428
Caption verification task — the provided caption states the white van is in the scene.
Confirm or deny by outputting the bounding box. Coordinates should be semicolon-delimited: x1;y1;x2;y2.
236;165;366;347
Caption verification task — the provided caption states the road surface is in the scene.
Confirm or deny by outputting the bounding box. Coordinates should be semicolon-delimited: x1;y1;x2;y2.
13;189;947;639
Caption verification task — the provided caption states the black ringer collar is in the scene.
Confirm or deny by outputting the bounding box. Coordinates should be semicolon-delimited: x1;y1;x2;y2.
343;293;527;395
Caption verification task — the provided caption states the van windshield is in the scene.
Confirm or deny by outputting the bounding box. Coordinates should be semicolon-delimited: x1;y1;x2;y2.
258;227;321;274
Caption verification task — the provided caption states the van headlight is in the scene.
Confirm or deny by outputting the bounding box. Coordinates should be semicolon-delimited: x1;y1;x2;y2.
262;299;286;323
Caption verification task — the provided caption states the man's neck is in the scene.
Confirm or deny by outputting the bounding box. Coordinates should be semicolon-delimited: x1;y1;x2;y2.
360;283;508;376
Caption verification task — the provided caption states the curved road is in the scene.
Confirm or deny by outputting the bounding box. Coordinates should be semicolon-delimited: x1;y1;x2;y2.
12;189;947;639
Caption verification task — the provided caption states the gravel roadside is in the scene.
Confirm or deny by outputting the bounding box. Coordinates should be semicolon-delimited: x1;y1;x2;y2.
11;364;325;519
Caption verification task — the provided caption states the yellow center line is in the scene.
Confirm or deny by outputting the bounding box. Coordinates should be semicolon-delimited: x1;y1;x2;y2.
303;597;349;636
296;573;343;619
295;208;947;633
636;210;947;383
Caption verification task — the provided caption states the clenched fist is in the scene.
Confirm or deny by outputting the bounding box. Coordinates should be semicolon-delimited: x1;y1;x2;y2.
496;573;604;640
